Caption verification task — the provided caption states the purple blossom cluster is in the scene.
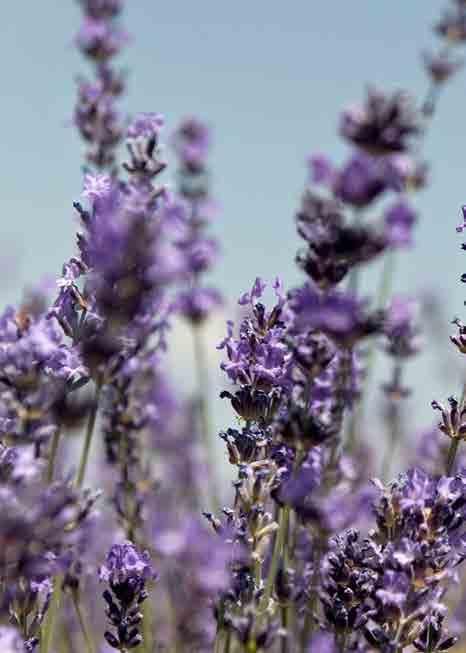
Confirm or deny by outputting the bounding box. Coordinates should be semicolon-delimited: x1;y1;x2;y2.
2;1;466;653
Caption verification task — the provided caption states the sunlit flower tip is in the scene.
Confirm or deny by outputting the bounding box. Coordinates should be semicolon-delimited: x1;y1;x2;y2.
423;50;463;85
340;87;420;155
82;173;113;201
238;277;267;306
127;112;165;140
384;200;417;248
173;116;211;169
79;0;123;19
99;541;154;584
308;153;335;185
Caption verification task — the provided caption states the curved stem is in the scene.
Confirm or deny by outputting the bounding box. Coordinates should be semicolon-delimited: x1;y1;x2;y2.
40;576;63;653
47;426;62;483
71;590;95;653
347;251;397;451
76;379;102;488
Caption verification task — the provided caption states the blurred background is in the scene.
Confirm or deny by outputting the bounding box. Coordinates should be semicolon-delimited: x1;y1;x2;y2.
1;1;465;446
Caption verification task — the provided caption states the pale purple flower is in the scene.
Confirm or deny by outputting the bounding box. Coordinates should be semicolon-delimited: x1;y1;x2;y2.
340;87;420;155
384;199;417;248
127;112;165;140
99;541;154;585
82;173;113;201
76;17;128;60
172;116;211;170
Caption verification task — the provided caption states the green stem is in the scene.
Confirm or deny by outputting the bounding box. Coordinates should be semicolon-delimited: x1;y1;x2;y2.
446;438;460;476
300;538;323;652
254;557;262;587
192;323;220;511
76;379;102;488
214;629;224;653
224;630;231;653
71;591;95;653
348;251;397;451
380;362;404;481
262;506;289;607
47;426;62;483
40;576;63;653
377;250;396;311
445;382;466;476
281;606;289;653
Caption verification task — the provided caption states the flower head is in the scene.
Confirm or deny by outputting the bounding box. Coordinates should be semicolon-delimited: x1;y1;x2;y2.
340;88;420;155
99;541;154;585
384;199;417;248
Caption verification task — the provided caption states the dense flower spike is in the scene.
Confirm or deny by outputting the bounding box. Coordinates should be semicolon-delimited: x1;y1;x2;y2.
384;199;418;248
100;542;155;650
172;116;223;325
74;0;127;169
340;87;421;155
219;278;291;422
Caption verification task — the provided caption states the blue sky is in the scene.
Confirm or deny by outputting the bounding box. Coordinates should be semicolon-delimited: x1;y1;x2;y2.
1;1;465;436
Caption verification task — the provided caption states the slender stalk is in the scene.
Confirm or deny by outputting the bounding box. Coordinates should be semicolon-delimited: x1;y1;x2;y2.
76;379;102;488
139;593;153;653
47;426;62;483
262;506;289;607
281;606;289;653
377;250;396;311
300;535;323;652
445;381;466;476
191;322;220;511
347;251;396;451
446;438;460;476
347;209;363;296
40;576;63;653
380;362;404;481
214;629;224;653
71;590;95;653
224;629;231;653
254;557;262;587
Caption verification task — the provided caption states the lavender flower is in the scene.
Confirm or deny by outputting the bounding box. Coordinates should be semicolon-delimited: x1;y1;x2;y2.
289;285;382;347
384;199;417;248
0;626;27;653
423;50;463;84
436;5;466;42
100;542;155;650
310;152;388;208
173;116;223;325
340;87;420;155
383;295;422;359
295;190;386;289
74;0;127;169
219;278;291;422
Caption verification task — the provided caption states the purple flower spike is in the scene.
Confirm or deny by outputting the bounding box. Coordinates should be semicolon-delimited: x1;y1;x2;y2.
340;87;420;156
82;173;113;202
238;277;267;306
127;112;165;140
173;116;211;171
289;285;382;346
308;153;335;185
100;542;156;651
384;200;417;248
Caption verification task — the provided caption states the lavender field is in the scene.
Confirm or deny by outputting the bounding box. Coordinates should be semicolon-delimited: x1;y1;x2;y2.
2;1;466;652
